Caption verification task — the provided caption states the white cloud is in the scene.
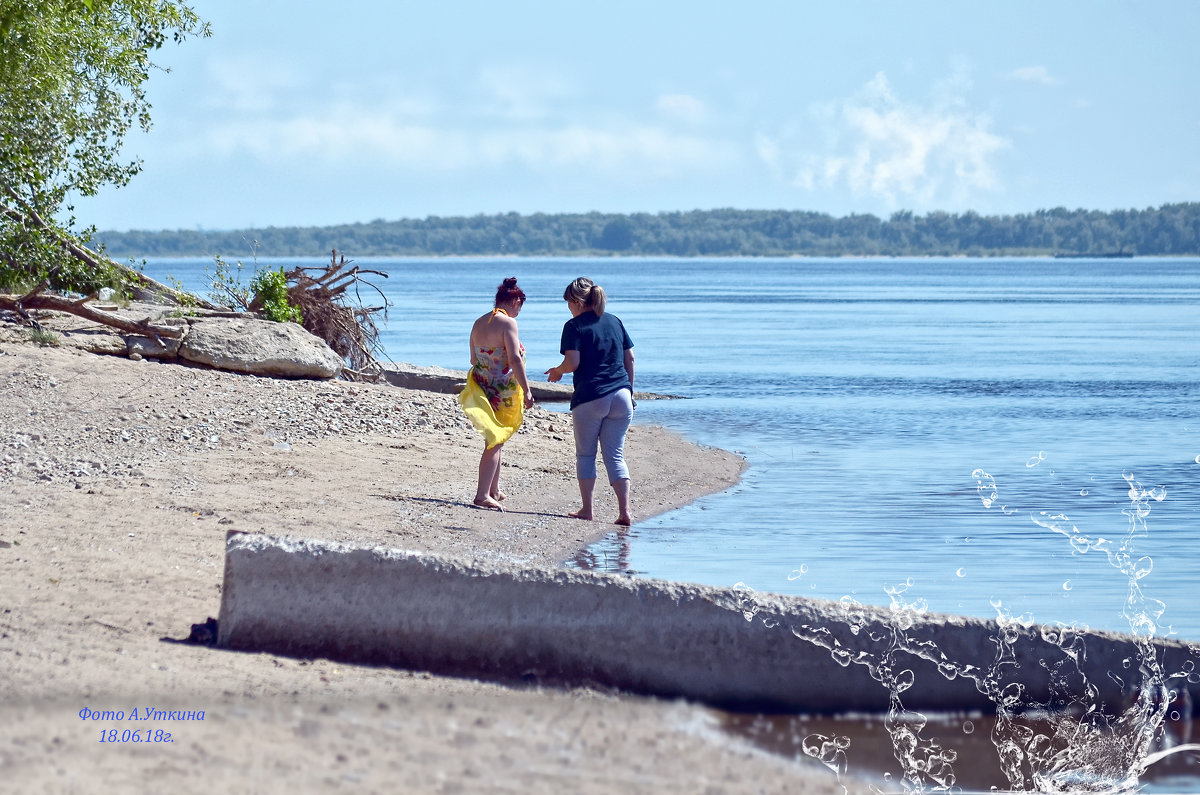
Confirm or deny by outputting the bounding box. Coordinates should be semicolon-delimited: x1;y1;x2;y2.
178;60;742;178
195;110;738;177
1006;66;1060;86
656;93;708;125
760;71;1010;208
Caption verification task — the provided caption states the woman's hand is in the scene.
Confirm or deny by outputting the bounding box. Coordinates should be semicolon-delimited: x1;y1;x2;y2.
524;393;536;409
546;352;579;383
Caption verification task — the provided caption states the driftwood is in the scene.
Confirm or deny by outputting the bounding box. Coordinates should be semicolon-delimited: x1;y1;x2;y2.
268;250;388;381
0;282;184;343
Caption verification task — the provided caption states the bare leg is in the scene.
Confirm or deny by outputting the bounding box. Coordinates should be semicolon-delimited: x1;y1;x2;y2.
474;444;504;510
489;445;505;501
612;477;631;526
569;477;596;520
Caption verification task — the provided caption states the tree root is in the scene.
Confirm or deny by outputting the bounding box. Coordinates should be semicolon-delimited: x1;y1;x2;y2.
277;250;389;381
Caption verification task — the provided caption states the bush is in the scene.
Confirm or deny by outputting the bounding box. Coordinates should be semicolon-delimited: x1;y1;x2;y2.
250;267;302;324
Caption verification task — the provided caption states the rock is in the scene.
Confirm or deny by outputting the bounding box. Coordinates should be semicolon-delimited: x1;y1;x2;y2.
179;317;343;379
62;329;128;356
126;333;182;359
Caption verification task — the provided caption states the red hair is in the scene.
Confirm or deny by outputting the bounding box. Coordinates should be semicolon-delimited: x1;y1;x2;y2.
495;277;526;306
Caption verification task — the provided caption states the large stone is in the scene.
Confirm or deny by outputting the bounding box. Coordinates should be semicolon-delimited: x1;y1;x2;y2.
126;318;188;359
179;317;342;378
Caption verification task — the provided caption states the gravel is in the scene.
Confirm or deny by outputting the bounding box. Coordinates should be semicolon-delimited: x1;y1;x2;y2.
0;349;551;488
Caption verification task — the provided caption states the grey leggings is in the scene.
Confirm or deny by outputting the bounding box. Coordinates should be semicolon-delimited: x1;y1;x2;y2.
572;388;633;483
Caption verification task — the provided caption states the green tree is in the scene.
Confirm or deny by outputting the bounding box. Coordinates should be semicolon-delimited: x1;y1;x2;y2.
597;217;635;251
0;0;208;293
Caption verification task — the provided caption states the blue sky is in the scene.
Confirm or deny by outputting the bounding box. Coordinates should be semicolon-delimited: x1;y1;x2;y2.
78;0;1200;232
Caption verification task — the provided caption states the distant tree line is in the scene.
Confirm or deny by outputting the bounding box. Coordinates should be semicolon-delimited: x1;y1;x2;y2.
94;203;1200;259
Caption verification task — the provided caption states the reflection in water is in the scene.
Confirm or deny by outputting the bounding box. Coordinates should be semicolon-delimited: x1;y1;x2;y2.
570;528;633;574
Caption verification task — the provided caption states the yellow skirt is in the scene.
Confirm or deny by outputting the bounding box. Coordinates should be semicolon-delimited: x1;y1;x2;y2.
458;377;524;449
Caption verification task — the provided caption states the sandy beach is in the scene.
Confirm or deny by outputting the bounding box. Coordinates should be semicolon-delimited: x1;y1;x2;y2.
0;326;843;794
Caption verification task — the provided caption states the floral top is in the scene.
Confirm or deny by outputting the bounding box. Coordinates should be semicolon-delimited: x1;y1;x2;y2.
471;343;525;410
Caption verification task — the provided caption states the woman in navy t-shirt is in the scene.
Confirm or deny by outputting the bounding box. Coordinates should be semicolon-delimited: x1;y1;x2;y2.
545;277;635;525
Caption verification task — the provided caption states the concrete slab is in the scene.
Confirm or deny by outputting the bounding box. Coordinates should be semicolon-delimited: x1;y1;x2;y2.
379;362;681;403
217;532;1200;715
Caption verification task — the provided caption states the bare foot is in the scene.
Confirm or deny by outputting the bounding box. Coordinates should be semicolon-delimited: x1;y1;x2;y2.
491;490;506;502
472;496;504;512
568;509;593;520
614;515;631;526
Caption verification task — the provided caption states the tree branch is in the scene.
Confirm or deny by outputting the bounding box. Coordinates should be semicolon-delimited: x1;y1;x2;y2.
0;292;184;340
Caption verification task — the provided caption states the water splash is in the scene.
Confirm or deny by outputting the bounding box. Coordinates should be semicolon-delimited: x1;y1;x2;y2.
964;470;1197;792
802;732;851;794
743;465;1200;793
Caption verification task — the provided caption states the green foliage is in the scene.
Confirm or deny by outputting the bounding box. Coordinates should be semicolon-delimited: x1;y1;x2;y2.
200;254;300;323
0;0;209;292
597;218;635;251
91;203;1200;259
250;267;302;324
205;255;250;309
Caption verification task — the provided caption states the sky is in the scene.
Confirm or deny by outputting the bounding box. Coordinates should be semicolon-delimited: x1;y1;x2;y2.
75;0;1200;232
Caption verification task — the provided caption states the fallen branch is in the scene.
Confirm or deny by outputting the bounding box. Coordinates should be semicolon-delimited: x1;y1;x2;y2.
0;291;184;341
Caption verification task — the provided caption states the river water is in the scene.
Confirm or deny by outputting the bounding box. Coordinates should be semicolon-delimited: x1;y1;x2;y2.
144;254;1200;791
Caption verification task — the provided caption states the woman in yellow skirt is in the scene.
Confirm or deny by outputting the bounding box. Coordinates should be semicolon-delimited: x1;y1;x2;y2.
458;277;535;510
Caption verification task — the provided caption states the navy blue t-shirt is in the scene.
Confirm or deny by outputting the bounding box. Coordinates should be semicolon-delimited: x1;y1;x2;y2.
559;311;634;409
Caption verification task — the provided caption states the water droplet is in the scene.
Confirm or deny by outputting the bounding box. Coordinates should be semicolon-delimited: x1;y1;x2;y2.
1194;454;1200;464
1079;488;1089;496
1025;450;1046;468
962;720;975;735
955;568;966;578
973;469;998;508
787;564;809;581
1062;580;1072;591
